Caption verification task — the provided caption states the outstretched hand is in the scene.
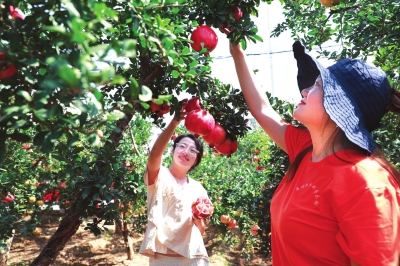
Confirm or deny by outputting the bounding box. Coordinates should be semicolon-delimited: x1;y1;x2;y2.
173;99;188;122
219;26;244;58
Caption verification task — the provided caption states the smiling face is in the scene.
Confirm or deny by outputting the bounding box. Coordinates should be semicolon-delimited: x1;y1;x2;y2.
172;137;199;170
294;76;332;129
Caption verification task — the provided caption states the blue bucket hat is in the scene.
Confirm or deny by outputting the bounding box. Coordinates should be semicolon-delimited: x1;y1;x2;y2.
310;57;390;154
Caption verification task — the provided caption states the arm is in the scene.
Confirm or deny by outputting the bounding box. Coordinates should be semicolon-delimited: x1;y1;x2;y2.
145;111;185;186
193;216;208;235
230;42;290;152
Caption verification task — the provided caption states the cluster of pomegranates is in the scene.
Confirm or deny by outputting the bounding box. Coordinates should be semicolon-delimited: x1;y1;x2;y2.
189;6;244;56
0;6;25;80
183;97;238;156
220;214;260;235
149;101;171;118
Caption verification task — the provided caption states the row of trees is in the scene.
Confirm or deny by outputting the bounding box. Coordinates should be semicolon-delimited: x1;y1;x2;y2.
1;0;399;265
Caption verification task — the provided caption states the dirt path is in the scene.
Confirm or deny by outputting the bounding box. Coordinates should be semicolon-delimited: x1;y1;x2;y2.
8;214;271;266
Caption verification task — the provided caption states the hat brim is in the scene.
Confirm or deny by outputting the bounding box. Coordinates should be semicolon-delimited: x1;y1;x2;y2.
310;58;376;153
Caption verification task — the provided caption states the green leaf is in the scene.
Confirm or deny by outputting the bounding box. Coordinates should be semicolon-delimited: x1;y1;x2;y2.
138;85;153;102
82;188;91;199
171;70;180;78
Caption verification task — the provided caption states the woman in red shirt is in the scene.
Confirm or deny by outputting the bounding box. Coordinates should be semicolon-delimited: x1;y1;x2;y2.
229;39;400;265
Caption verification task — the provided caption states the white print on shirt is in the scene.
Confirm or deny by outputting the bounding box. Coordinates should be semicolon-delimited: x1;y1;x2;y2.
295;183;320;206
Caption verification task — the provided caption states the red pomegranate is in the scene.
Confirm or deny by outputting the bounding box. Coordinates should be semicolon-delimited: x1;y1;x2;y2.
251;225;260;236
190;25;218;54
158;103;171;117
0;52;17;80
150;102;161;113
231;7;243;21
202;123;226;147
9;6;25;20
215;135;238;156
186;97;202;113
192;197;214;219
227;219;237;229
220;214;231;224
185;109;215;136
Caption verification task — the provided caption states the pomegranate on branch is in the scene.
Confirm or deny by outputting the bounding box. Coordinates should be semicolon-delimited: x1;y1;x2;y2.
185;97;202;113
190;25;218;55
192;197;214;219
202;123;226;148
215;134;238;156
0;52;18;80
185;109;215;136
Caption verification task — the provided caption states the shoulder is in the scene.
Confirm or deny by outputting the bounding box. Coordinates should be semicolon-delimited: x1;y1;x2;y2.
285;125;312;161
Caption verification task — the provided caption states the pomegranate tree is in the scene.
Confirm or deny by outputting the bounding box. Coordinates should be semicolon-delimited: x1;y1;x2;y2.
185;109;215;136
202;123;226;147
215;134;238;156
190;25;218;54
192;197;214;219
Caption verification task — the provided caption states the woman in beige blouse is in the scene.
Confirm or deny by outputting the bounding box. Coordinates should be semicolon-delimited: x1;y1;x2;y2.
139;110;211;266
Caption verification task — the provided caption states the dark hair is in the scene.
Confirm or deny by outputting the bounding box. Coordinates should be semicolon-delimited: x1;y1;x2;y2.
172;134;204;171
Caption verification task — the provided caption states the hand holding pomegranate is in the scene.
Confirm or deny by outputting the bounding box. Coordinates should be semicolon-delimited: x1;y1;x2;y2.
192;197;214;219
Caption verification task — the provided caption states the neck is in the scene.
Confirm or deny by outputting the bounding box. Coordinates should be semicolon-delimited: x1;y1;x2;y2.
168;165;187;180
308;124;344;162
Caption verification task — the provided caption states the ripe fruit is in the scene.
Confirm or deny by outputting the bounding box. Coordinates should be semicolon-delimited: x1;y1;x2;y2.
220;214;231;224
96;130;104;138
150;101;161;113
33;227;42;235
227;219;237;229
251;225;260;236
190;25;218;54
36;200;44;206
319;0;340;7
231;7;243;21
253;156;259;163
202;123;226;147
21;143;32;150
9;6;25;20
35;182;40;187
192;197;214;219
215;135;238;156
29;196;36;204
58;182;66;189
1;194;14;203
158;103;171;117
0;52;18;80
150;102;170;117
172;133;178;140
185;109;215;136
185;97;202;113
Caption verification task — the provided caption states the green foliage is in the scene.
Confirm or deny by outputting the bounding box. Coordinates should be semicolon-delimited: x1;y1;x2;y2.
275;0;400;88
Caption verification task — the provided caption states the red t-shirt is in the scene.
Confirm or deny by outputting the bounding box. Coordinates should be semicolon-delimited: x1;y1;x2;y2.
270;125;400;266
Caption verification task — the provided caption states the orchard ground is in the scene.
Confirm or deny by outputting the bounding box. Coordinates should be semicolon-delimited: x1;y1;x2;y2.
8;212;272;266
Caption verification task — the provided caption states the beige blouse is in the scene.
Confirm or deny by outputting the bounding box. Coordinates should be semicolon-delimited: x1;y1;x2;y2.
139;166;210;260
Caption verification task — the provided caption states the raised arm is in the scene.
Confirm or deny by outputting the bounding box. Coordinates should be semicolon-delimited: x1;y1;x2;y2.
230;42;289;152
145;111;185;186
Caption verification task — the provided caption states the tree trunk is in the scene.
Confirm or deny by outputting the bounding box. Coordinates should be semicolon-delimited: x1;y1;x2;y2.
0;230;14;266
30;212;81;266
115;218;122;234
123;219;134;260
